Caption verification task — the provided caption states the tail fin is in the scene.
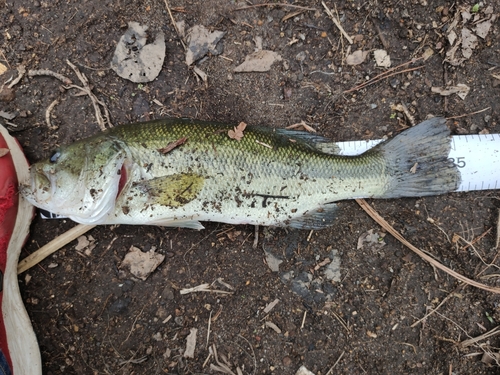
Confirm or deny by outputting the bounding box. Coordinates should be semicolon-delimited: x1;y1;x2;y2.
375;117;461;198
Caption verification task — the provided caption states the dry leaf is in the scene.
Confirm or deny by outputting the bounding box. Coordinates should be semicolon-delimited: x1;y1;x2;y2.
431;84;470;100
228;122;247;141
346;50;368;66
461;27;478;59
121;246;165;281
0;63;7;76
184;328;197;358
475;16;496;39
234;50;282;72
264;251;282;272
296;366;316;375
185;25;225;66
422;48;434;61
158;137;188;154
110;22;166;83
0;148;9;158
373;49;391;68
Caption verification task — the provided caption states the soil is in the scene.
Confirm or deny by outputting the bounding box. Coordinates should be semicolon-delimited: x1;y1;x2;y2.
2;0;500;374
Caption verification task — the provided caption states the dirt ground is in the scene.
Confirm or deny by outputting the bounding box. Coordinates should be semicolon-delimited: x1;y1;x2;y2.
2;0;500;374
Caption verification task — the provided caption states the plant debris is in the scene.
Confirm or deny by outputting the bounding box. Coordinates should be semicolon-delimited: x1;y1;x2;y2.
158;137;188;154
357;229;386;251
444;5;496;66
111;22;166;83
345;50;369;66
184;328;197;358
120;245;165;281
185;25;225;66
234;50;282;72
228;122;247;141
74;235;96;256
374;49;391;68
431;84;470;100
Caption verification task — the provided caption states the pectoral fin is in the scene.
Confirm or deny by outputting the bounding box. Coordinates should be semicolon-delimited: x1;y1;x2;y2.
137;173;205;207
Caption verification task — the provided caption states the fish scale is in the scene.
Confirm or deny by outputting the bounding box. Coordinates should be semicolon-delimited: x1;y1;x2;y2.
21;117;460;229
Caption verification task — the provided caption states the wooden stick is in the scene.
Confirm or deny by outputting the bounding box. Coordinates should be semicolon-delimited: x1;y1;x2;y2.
18;224;95;274
322;1;353;44
356;199;500;294
163;0;187;50
235;3;316;11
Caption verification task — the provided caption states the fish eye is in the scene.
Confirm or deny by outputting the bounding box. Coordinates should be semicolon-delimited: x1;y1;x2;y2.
50;149;61;163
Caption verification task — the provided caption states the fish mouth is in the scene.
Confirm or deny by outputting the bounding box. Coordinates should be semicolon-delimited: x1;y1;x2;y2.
21;166;53;206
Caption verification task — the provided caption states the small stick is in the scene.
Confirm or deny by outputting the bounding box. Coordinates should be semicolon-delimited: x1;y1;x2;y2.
163;0;187;50
235;3;316;11
7;65;26;88
399;102;415;126
326;351;345;375
252;225;259;249
372;19;389;50
28;69;72;85
66;59;112;130
18;224;96;274
411;286;464;327
496;208;500;250
45;99;59;130
206;310;212;348
322;1;353;44
446;107;491;120
356;198;500;294
344;66;422;94
300;310;307;329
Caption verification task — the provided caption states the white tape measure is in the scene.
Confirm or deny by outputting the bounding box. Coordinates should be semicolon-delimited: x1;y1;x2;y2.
336;133;500;192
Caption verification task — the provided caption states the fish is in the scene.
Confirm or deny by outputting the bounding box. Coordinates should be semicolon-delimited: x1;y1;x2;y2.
21;117;461;230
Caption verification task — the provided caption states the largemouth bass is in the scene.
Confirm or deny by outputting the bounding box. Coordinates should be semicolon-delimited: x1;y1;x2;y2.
21;117;460;229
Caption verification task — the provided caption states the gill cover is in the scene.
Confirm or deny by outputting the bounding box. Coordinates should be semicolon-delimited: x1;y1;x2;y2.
24;137;128;224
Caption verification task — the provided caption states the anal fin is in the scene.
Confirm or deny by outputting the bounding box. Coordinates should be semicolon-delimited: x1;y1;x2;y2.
288;203;338;230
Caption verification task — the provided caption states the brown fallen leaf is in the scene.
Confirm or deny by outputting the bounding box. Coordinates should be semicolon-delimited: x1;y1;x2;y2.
228;122;247;141
0;148;9;158
120;246;165;281
346;50;368;66
158;137;188;154
234;50;282;72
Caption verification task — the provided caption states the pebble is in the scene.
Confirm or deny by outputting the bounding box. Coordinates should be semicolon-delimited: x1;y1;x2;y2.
108;297;131;315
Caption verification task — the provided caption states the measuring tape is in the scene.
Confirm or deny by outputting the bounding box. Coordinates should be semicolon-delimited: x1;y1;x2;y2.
336;133;500;192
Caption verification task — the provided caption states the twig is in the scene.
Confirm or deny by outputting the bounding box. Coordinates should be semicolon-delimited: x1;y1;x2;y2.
322;1;353;44
326;351;345;375
411;286;464;327
344;66;422;94
300;310;307;329
356;198;500;294
207;310;212;348
237;334;257;375
163;0;187;50
123;306;146;343
460;326;500;348
28;69;72;85
496;209;500;250
372;19;389;50
234;3;316;11
66;59;112;130
18;224;96;274
45;99;59;130
7;65;26;88
446;107;491;120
